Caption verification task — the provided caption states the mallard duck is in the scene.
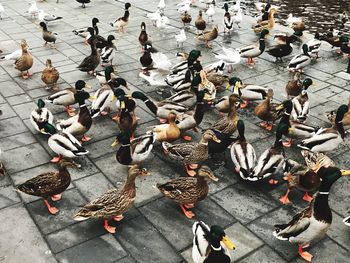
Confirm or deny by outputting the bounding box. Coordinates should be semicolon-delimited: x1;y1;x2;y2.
211;94;242;135
56;91;92;142
252;8;276;33
248;122;288;184
46;80;90;116
167;89;196;109
138;22;148;46
157;166;218;219
41;59;59;90
110;3;131;33
285;73;304;98
225;76;268;109
223;3;234;34
198;70;216;103
319;28;342;51
298;105;348;152
301;150;335;171
140;43;172;72
95;65;116;86
195;10;206;34
72;17;99;44
230;120;256;180
197;25;218;48
255;89;284;131
14;39;33;79
30;99;54;134
267;35;296;62
306;32;322;58
114;93;138;134
288;44;311;72
340;35;350;55
181;11;192;27
76;0;90;8
162;130;221;176
112;132;155;165
291;21;306;36
39;22;57;47
192;221;235;263
291;79;313;122
41;122;89;162
77;39;100;74
149;112;181;142
325;96;350;129
100;35;116;65
238;29;269;65
131;91;188;121
213;47;240;73
17;159;79;214
74;165;150;233
273;167;350;262
205;65;230;87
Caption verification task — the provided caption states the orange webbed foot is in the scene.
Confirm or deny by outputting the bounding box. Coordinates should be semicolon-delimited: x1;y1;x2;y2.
81;135;91;142
180;204;195;219
51;194;62;201
113;215;124;221
44;200;59;215
298;246;313;262
50;156;62;163
104;220;116;234
183;135;192;141
302;192;313;202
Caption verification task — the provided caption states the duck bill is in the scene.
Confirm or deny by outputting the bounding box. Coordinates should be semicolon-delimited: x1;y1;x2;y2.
213;136;221;143
209;173;219;182
111;139;119;147
275;104;285;111
222;235;235;250
84;84;92;89
341;170;350;176
140;171;151;177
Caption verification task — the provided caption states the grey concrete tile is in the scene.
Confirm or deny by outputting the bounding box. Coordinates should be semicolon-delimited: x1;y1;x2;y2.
12;101;37;120
236;245;287;263
0;184;20;209
0;132;36;152
0;103;16;120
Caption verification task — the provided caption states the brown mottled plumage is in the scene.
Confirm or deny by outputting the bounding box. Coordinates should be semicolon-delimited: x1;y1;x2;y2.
41;59;59;90
181;11;192;26
14;40;33;79
195;10;206;33
197;25;218;48
252;8;277;33
285;72;302;97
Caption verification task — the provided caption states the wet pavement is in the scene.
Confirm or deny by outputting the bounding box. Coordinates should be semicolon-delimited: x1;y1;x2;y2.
0;0;350;262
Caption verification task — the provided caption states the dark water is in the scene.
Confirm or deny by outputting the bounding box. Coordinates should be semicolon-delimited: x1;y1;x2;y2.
243;0;350;34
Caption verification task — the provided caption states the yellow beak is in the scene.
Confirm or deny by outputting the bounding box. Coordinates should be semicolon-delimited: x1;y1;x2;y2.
222;235;235;250
40;128;45;133
341;170;350;176
111;139;119;147
311;82;316;87
275;104;284;110
85;84;92;89
288;127;293;133
226;83;231;90
213;136;221;143
120;101;126;109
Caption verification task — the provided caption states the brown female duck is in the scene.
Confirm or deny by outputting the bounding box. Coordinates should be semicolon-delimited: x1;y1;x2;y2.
162;130;221;176
195;10;206;34
74;165;150;233
15;40;33;79
181;11;192;27
138;22;148;46
77;39;100;74
41;59;59;90
16;159;79;215
157;166;218;218
197;25;218;48
150;112;181;142
252;8;277;33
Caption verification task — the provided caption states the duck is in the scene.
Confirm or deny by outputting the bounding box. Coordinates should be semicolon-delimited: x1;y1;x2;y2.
56;91;93;142
343;216;350;226
162;129;221;176
205;63;230;87
288;44;311;72
100;35;117;65
149;112;181;142
306;32;322;58
175;29;187;48
158;0;166;11
41;59;59;90
0;39;28;61
273;167;350;262
267;34;297;62
319;28;342;51
14;40;33;79
223;3;234;34
197;25;218;48
238;29;269;66
195;10;206;34
167;89;196;109
72;17;99;44
46;80;90;116
110;2;131;33
115;94;138;136
325;96;350;129
254;89;284;131
198;70;216;103
140;43;172;72
339;35;350;55
286;13;302;26
39;22;57;47
181;11;192;27
248;122;288;185
192;221;235;263
285;73;303;98
298;104;348;152
225;76;268;109
138;22;149;46
252;8;277;33
233;8;243;28
157;166;218;219
74;165;150;233
230;120;256;180
301;150;335;171
291;20;306;36
211;94;242;135
279;159;321;204
131;91;188;121
30;99;54;134
291;78;313;122
207;129;236;159
76;0;90;8
16;159;79;215
37;10;62;23
112;132;155;165
77;39;100;74
206;4;215;22
95;65;117;86
213;47;241;73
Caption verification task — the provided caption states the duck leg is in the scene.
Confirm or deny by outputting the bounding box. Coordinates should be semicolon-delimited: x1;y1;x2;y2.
282;138;293;148
43;199;59;215
240;100;250;108
51;194;62;201
81;134;92;142
100;107;111;116
298;245;313;262
279;189;291;204
51;155;62;163
302;192;313;202
268;178;278;185
103;220;116;234
182;134;192;141
65;106;76;116
185;165;197;177
113;215;124;221
21;71;29;79
180;204;195;219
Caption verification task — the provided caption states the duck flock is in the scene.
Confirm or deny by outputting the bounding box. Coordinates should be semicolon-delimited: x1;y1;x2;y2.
1;0;350;262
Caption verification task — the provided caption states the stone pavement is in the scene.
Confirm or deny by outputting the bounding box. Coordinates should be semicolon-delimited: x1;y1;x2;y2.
0;0;350;262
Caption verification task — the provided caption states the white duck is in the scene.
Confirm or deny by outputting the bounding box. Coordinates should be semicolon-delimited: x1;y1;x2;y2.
37;10;63;23
175;29;187;47
286;13;302;26
27;1;38;18
156;13;170;29
178;3;190;13
206;4;215;22
158;0;166;11
214;46;241;73
30;99;54;134
147;9;162;26
306;32;322;58
230;0;241;13
233;8;243;28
